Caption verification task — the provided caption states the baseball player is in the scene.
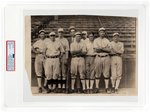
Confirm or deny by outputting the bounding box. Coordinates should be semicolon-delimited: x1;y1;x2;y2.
82;31;88;40
110;33;124;93
81;31;89;44
32;30;46;93
85;32;96;94
93;27;111;93
56;28;69;93
44;32;64;93
64;26;76;94
70;32;87;93
69;26;76;43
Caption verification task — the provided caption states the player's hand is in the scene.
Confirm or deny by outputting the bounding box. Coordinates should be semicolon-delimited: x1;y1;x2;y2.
96;48;102;53
111;49;116;53
43;55;47;59
77;49;82;53
110;50;116;55
60;52;64;58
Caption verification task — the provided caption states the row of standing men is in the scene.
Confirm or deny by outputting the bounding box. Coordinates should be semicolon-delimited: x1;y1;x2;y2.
32;26;124;94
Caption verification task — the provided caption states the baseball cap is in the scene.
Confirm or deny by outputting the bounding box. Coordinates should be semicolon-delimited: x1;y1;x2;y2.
82;31;88;35
75;32;81;36
49;32;56;36
69;26;75;31
113;32;120;36
58;28;64;32
39;29;45;34
98;27;106;32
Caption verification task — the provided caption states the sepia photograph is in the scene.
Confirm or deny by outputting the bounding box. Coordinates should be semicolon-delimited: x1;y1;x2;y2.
25;15;137;96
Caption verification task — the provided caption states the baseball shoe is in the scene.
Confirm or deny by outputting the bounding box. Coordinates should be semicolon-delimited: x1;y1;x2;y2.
94;88;99;93
111;87;115;93
105;88;111;94
89;89;93;94
43;85;48;90
57;88;62;93
115;89;118;94
87;89;90;94
62;88;66;93
65;88;69;94
82;89;87;94
38;87;42;93
46;88;51;93
43;86;51;93
53;88;58;93
70;89;75;93
77;89;81;93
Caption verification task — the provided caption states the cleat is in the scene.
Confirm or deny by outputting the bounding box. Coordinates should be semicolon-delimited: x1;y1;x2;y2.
105;88;111;94
38;87;42;93
94;88;99;93
115;89;118;94
111;87;115;93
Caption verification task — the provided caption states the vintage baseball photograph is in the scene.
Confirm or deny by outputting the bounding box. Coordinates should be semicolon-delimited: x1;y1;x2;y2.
25;15;137;96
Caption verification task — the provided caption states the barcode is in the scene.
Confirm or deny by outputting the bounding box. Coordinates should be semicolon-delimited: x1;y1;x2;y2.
6;41;15;71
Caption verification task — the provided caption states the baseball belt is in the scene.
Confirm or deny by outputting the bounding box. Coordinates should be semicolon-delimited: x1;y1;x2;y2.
46;55;60;58
72;55;85;58
110;54;121;57
97;55;109;57
86;55;96;57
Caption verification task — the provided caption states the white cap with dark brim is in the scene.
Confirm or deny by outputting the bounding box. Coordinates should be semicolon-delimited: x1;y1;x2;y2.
69;26;75;31
75;32;81;36
113;32;120;36
82;31;88;35
58;28;64;32
49;32;56;36
98;27;106;32
39;29;45;34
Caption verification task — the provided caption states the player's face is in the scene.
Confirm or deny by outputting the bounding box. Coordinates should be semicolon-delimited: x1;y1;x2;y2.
50;35;55;41
113;35;119;42
58;31;64;37
70;29;76;37
89;34;94;41
75;35;81;42
39;32;45;39
99;31;105;37
82;33;87;39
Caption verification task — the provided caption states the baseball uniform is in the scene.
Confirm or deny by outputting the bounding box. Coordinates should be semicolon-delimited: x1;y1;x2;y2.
85;39;95;79
93;37;111;78
44;39;64;80
33;38;46;78
70;41;86;79
56;37;69;80
110;41;124;80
